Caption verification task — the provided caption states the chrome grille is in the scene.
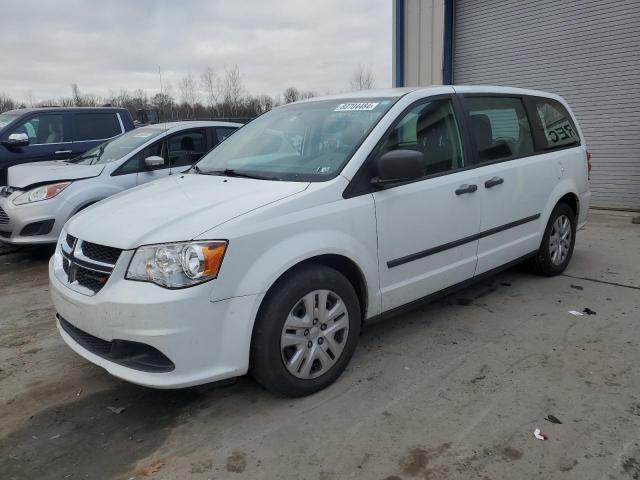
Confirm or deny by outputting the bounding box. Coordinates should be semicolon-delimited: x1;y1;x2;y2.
0;206;8;225
55;237;121;296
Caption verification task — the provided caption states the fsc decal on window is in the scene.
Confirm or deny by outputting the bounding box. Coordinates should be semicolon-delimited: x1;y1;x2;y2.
334;102;379;112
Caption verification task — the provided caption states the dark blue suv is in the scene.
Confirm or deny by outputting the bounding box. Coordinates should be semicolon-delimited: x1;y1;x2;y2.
0;107;135;185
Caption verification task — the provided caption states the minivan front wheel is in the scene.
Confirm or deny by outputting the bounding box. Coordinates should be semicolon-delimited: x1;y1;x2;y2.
250;265;361;397
532;202;576;276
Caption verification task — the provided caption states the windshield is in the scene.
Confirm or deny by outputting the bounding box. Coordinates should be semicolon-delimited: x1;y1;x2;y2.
195;98;396;181
69;126;165;165
0;112;20;131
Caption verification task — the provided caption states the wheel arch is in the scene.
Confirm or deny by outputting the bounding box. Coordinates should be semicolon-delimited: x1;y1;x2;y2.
257;253;369;324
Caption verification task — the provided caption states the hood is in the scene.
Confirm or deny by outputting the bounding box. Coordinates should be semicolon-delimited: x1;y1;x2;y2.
66;174;309;249
8;160;104;189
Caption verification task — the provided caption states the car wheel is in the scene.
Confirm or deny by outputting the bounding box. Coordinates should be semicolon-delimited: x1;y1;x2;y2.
250;264;361;397
532;202;576;276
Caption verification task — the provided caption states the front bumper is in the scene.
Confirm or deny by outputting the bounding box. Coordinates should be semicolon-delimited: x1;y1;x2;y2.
50;256;264;388
0;194;70;245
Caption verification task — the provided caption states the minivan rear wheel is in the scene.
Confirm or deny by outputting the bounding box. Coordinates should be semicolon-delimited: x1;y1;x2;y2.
532;202;576;276
250;264;361;397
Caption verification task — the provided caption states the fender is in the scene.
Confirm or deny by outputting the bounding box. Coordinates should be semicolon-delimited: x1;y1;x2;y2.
539;177;580;234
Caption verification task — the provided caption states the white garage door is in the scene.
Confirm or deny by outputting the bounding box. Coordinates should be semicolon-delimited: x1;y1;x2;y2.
453;0;640;210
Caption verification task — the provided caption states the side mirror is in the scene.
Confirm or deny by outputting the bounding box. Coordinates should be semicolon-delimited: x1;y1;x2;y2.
4;133;29;148
370;149;425;187
144;155;165;168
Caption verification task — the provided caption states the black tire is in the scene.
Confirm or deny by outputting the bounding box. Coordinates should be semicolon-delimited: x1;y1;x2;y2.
531;202;576;276
250;264;361;397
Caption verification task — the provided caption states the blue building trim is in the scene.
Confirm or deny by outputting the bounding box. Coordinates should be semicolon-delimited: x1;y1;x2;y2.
443;0;454;84
394;0;404;87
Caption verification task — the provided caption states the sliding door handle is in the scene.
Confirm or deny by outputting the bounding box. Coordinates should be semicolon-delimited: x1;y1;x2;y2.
54;150;73;155
455;184;478;195
484;176;504;188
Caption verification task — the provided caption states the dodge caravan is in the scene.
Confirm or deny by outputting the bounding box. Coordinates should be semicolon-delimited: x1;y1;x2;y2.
50;86;591;397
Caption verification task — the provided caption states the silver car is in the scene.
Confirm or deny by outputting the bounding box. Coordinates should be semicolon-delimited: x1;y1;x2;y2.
0;121;240;245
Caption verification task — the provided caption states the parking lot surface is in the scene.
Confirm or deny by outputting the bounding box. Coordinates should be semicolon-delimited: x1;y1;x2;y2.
1;210;639;480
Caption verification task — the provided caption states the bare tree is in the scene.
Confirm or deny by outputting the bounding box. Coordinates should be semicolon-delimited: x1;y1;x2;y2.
71;83;83;106
0;93;16;112
221;65;244;116
283;87;300;104
200;66;221;109
180;73;200;118
349;64;376;90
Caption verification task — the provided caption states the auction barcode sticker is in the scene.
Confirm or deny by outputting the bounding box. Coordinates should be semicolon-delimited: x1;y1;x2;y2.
334;102;379;112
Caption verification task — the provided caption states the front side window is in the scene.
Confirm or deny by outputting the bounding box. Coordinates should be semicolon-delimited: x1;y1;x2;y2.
533;98;580;150
11;114;65;144
195;98;396;181
215;127;237;144
465;97;534;162
168;130;207;167
375;98;465;176
74;113;122;142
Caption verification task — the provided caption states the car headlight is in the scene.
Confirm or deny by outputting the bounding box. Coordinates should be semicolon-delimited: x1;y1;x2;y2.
125;241;227;288
13;182;71;205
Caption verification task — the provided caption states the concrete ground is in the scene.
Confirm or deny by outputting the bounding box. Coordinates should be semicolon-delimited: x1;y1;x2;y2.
1;210;639;480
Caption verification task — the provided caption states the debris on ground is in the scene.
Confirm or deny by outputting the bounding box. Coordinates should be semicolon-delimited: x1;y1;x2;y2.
568;310;584;316
533;428;548;440
631;216;640;224
142;461;164;476
107;406;126;414
49;434;61;440
545;414;563;424
570;284;584;290
76;388;82;397
582;307;597;315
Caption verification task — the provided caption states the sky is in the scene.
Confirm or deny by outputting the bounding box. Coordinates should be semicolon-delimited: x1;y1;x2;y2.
0;0;392;104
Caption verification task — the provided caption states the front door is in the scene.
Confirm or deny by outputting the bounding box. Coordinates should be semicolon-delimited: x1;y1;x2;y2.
134;137;172;185
372;97;482;312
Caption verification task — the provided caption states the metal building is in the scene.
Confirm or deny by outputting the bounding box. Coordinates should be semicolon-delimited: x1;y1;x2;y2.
393;0;640;210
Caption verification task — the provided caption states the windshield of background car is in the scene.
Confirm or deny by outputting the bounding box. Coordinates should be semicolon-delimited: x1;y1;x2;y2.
70;126;165;165
195;98;396;181
0;112;21;131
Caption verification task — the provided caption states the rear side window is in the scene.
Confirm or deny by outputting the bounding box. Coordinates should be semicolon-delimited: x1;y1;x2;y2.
74;113;122;141
464;97;534;162
532;98;580;150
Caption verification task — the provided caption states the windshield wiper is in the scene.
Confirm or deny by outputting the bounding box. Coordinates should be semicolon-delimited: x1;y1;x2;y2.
203;169;279;180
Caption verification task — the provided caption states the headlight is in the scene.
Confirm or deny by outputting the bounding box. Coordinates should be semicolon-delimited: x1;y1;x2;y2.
13;182;71;205
125;241;227;288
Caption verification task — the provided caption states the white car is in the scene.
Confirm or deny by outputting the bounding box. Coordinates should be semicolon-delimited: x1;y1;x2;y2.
0;121;240;245
50;86;591;396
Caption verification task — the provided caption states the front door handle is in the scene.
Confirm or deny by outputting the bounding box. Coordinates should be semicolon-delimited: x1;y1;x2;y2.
455;184;478;195
54;150;73;155
484;176;504;188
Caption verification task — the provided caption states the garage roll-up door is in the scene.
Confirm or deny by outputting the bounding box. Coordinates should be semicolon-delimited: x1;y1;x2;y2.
453;0;640;210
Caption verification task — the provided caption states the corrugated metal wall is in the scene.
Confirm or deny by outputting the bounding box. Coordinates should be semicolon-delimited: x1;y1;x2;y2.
453;0;640;210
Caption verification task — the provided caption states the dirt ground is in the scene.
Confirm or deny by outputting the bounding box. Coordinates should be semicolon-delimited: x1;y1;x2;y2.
1;210;639;480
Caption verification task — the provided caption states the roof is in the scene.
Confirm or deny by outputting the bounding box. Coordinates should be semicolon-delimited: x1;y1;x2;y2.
3;106;130;115
298;85;561;103
148;120;243;132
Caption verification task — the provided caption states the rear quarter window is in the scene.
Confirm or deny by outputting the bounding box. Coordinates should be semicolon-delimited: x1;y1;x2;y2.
532;98;580;150
74;113;122;141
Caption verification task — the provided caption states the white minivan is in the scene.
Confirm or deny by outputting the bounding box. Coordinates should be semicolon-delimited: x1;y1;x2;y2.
50;86;591;397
